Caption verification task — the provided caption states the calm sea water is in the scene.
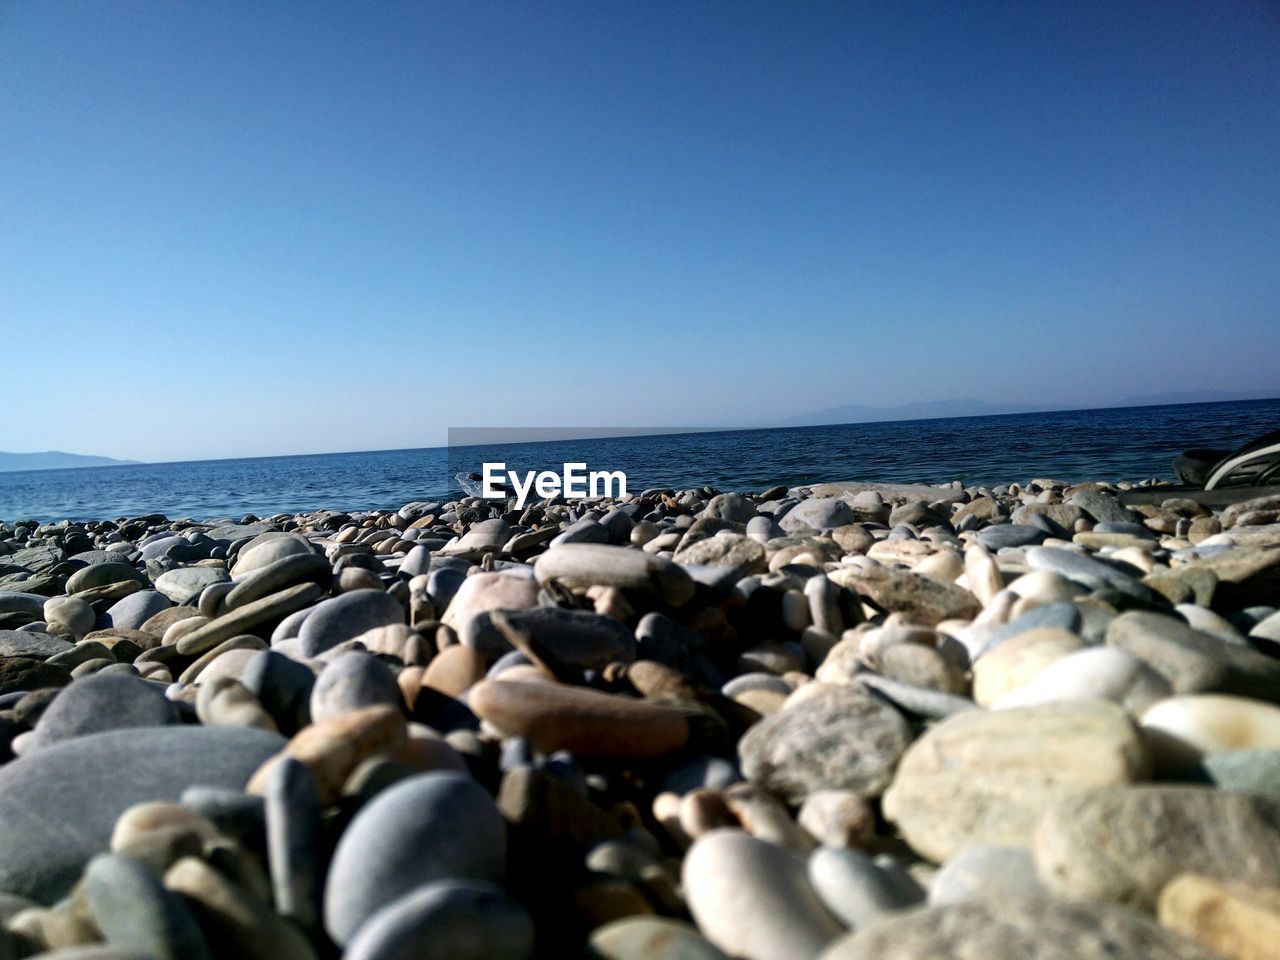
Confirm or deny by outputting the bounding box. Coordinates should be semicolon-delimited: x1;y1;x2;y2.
3;399;1278;522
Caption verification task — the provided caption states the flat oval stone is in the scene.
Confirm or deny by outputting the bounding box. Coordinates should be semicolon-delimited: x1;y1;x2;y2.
309;651;402;723
323;772;506;945
534;545;695;606
224;553;332;611
882;701;1150;862
992;646;1171;714
461;606;635;669
104;591;172;631
42;596;96;635
827;567;981;627
976;524;1047;551
807;846;923;928
154;568;230;606
779;499;856;533
176;583;324;657
683;829;844;960
0;630;73;659
927;845;1046;906
739;684;911;805
468;679;689;759
816;895;1220;959
589;917;730;959
1026;546;1151;599
0;725;284;903
296;589;404;658
66;563;149;595
342;880;534;960
972;628;1084;706
1034;785;1280;909
30;673;180;750
230;534;315;578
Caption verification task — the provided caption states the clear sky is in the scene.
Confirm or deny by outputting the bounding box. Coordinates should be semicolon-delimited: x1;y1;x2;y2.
2;1;1278;462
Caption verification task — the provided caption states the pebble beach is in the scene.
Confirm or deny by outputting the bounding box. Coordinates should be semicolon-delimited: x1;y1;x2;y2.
1;476;1279;960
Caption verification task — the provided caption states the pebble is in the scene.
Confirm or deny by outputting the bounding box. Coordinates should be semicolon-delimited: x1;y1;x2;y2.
927;845;1046;905
153;567;229;605
1199;749;1280;797
534;545;696;606
263;757;322;932
588;916;730;959
1140;694;1280;773
883;701;1150;861
342;880;535;960
308;651;402;722
1158;872;1280;960
0;725;282;903
1034;785;1280;908
42;596;96;636
323;772;506;944
807;846;923;928
469;679;690;758
683;830;845;960
827;567;981;626
29;673;180;750
82;853;211;960
439;572;539;631
176;582;323;656
295;589;405;658
971;627;1083;706
991;645;1172;714
738;684;911;804
461;605;635;670
816;895;1220;959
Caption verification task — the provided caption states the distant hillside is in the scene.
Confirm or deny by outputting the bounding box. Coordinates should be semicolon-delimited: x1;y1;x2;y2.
0;451;140;473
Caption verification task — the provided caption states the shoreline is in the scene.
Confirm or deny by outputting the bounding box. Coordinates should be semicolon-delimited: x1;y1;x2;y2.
0;478;1278;956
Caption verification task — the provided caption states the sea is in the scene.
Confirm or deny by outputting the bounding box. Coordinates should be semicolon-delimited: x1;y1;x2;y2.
3;399;1278;523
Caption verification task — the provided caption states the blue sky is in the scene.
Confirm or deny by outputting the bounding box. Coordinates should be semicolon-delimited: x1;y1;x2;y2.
2;1;1277;462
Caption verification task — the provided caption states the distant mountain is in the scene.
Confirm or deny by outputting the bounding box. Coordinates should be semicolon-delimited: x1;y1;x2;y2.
0;451;140;473
776;398;1055;428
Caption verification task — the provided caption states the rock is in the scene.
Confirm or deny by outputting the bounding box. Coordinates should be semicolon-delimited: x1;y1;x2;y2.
422;645;487;697
852;673;978;720
223;553;331;611
738;684;911;804
0;631;73;659
176;583;323;656
30;674;180;750
468;679;689;759
154;568;230;605
65;563;148;596
0;725;283;903
1107;610;1280;702
296;589;404;658
103;591;171;631
323;772;506;945
1070;489;1137;524
230;534;315;578
972;628;1083;706
977;525;1047;551
342;880;534;960
992;646;1172;714
309;651;402;723
797;791;875;850
240;649;315;734
0;657;71;696
827;567;981;626
1035;786;1280;909
588;916;730;959
439;573;540;632
247;704;406;805
928;845;1046;905
673;535;767;578
883;701;1150;862
264;758;322;933
442;518;512;557
807;846;923;928
534;545;695;606
1158;872;1280;960
1200;750;1280;798
683;830;844;960
1141;695;1280;773
816;895;1220;959
461;606;635;671
82;853;211;960
42;597;96;636
163;856;316;960
876;643;967;695
780;499;856;533
1026;546;1151;599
